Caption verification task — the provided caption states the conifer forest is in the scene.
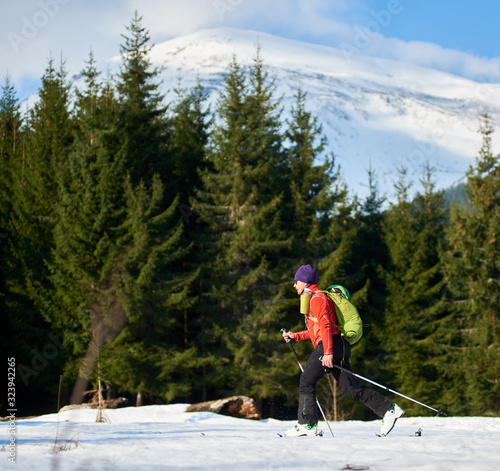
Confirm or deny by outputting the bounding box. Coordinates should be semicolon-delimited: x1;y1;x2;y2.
1;14;499;420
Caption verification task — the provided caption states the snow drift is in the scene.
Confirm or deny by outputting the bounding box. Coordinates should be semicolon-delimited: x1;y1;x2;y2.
3;404;499;470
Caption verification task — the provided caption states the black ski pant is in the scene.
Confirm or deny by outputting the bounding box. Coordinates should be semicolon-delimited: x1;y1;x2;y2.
297;334;393;426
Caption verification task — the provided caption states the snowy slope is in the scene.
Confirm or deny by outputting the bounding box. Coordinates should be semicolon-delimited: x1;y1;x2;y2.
113;27;500;200
2;404;500;470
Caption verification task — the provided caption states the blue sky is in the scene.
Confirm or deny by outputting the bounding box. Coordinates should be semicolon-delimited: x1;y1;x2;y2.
233;0;499;59
1;0;499;102
339;0;497;59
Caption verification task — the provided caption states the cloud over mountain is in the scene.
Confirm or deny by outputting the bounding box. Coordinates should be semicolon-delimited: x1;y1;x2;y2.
125;27;500;199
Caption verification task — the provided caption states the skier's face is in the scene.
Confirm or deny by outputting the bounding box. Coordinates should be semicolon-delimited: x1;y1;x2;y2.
294;280;307;295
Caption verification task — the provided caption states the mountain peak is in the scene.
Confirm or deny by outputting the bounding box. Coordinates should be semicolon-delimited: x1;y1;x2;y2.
138;28;500;198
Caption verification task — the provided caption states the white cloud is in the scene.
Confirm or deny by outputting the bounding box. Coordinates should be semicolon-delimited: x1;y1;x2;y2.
131;0;223;38
223;0;500;83
218;0;356;44
1;0;499;101
1;0;131;98
365;37;500;82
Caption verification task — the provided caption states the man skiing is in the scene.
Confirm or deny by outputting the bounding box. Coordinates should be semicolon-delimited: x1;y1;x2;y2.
282;264;404;436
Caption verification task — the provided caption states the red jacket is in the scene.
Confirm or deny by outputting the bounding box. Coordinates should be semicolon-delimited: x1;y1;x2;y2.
294;284;339;355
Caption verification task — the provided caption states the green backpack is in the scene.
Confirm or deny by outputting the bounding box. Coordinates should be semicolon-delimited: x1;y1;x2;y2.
323;285;363;345
300;284;363;345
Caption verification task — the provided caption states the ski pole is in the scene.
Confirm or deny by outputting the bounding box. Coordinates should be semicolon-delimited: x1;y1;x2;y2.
333;364;447;416
281;328;335;437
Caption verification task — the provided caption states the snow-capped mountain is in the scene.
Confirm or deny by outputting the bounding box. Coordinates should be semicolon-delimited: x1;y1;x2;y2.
120;28;500;200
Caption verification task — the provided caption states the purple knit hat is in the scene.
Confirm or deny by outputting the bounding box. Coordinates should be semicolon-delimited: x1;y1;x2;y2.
294;264;317;284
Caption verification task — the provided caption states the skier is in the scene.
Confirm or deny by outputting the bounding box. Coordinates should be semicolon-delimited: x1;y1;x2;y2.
282;264;404;436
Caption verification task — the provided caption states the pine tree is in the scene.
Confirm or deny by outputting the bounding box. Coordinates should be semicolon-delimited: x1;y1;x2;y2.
382;163;447;415
354;165;388;331
407;165;447;412
97;174;194;401
280;87;352;410
47;52;124;368
326;167;389;420
440;114;500;414
0;76;22;227
2;65;73;414
283;87;340;249
168;80;211;205
165;80;220;401
46;51;196;403
116;10;168;188
194;51;293;399
10;58;73;308
0;76;22;307
0;78;30;391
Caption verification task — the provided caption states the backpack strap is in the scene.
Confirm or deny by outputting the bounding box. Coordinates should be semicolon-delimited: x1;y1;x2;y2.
307;290;338;328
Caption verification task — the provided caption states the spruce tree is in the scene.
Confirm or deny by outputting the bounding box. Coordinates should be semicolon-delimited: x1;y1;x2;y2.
47;51;196;403
327;167;389;420
0;76;21;227
2;64;73;413
283;87;340;248
407;165;447;412
382;163;447;415
10;58;73;308
116;10;168;188
168;80;211;205
354;165;388;332
441;114;500;414
0;78;39;401
97;174;194;401
102;13;203;401
0;76;22;310
194;51;293;399
280;87;350;408
165;81;220;401
286;88;366;417
47;52;124;373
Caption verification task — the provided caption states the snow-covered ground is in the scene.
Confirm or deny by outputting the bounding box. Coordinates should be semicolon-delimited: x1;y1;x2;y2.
2;404;499;470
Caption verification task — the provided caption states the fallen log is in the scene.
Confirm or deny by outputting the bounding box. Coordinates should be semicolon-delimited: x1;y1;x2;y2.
59;397;129;413
186;395;260;420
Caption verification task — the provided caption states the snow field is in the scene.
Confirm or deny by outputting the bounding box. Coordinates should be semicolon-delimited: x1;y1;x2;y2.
1;404;499;470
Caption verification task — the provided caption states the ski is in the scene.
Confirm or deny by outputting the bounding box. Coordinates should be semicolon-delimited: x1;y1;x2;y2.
375;428;422;438
277;430;324;437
